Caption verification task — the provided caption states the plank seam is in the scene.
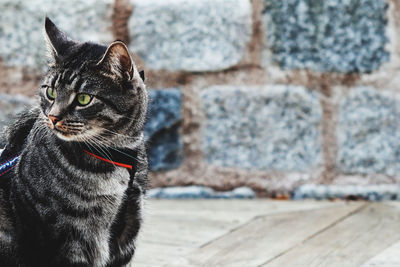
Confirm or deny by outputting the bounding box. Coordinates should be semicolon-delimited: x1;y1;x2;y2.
199;202;363;249
257;203;369;267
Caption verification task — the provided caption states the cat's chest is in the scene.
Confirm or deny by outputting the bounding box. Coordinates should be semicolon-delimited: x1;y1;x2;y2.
47;164;132;223
17;153;134;266
81;167;131;215
93;167;131;196
59;156;131;195
83;168;131;267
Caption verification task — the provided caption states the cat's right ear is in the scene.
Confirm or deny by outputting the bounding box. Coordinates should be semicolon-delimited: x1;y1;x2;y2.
44;17;75;62
97;41;135;80
139;70;145;82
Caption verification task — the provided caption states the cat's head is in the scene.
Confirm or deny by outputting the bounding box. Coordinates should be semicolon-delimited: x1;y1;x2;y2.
39;17;147;146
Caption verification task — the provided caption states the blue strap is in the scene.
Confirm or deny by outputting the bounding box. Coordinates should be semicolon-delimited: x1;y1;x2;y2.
0;156;20;176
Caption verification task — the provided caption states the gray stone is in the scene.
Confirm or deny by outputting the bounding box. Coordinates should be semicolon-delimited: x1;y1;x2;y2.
147;186;256;199
230;187;256;199
338;87;400;176
0;94;35;146
146;188;163;198
0;0;113;70
209;186;256;199
262;0;389;73
129;0;253;71
293;184;400;201
145;89;183;171
150;186;214;199
202;85;322;171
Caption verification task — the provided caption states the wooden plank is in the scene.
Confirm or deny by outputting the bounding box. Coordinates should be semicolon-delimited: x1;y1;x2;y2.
140;199;343;248
132;199;349;266
144;199;340;217
131;243;193;267
386;201;400;210
265;203;400;267
168;202;363;267
139;214;240;247
360;240;400;267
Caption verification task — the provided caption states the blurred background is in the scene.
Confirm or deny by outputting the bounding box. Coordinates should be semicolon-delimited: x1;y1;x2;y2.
1;0;400;200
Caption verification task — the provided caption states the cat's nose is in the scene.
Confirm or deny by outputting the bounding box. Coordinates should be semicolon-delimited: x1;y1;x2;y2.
48;115;61;125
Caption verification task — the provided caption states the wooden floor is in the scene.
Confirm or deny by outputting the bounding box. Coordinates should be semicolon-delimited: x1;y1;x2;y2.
129;200;400;267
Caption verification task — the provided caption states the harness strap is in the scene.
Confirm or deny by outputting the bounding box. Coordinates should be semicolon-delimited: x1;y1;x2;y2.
0;147;137;177
0;155;20;177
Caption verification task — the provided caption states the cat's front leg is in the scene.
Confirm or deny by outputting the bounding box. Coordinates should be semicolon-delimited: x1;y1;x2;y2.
107;185;143;267
52;239;110;267
53;244;92;267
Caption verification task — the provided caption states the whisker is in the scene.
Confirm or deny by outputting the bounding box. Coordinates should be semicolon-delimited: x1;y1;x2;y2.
86;137;115;167
63;127;84;131
64;122;85;126
93;134;141;162
32;120;50;144
92;126;137;140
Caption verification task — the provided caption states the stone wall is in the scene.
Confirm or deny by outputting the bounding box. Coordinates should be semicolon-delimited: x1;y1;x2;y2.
1;0;400;197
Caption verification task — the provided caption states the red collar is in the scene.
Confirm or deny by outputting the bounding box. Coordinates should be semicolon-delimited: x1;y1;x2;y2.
84;150;133;170
83;146;137;171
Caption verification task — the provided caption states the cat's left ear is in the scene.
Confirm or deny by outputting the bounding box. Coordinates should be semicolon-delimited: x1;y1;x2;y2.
44;17;75;61
97;41;134;80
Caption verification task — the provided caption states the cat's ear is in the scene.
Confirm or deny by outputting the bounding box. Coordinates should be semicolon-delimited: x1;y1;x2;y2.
97;41;134;80
44;17;75;61
139;70;145;82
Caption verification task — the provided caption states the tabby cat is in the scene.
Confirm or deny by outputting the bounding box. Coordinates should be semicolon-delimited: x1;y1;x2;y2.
0;17;148;267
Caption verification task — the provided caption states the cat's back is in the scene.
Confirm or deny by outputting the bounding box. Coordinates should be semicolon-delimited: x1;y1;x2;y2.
0;186;14;242
0;183;17;266
0;108;37;264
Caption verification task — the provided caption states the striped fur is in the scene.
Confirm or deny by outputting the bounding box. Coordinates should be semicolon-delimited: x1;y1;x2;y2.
0;18;148;267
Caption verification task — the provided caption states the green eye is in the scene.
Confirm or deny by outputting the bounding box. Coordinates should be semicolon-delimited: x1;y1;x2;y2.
46;87;57;100
77;94;93;106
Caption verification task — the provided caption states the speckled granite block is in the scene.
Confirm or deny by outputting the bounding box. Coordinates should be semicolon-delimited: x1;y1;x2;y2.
147;186;256;199
145;89;183;171
0;94;34;146
202;85;322;171
0;0;113;70
262;0;389;73
293;184;400;200
338;87;400;176
129;0;253;71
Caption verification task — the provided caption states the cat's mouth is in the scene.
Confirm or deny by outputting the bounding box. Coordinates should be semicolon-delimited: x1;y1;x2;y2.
54;127;77;136
53;127;83;140
46;119;86;141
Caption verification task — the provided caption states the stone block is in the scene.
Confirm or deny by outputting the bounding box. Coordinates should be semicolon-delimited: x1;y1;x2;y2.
145;89;183;171
293;184;400;201
0;0;113;70
338;87;400;175
202;85;322;171
262;0;389;73
147;186;256;199
129;0;253;71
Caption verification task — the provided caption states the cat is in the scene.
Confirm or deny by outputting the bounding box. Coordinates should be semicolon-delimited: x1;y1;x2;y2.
0;17;148;267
